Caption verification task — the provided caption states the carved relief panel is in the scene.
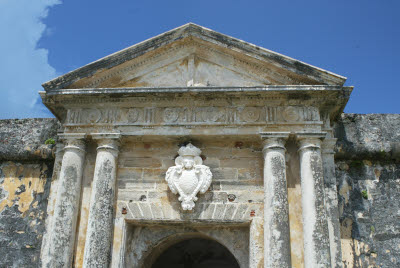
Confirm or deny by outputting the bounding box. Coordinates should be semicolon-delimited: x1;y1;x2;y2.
66;106;320;126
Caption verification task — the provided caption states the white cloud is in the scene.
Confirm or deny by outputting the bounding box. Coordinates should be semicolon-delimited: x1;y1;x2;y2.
0;0;60;119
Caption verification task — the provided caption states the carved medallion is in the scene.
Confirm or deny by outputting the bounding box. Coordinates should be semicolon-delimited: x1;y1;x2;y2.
165;143;212;210
86;108;101;123
201;107;223;122
163;108;179;122
127;108;140;122
282;106;300;122
241;107;260;122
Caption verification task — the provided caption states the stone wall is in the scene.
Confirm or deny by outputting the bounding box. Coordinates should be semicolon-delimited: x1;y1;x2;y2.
334;114;400;267
0;115;399;267
0;119;58;267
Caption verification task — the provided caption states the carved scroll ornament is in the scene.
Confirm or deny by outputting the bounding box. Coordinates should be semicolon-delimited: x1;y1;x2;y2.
165;143;212;210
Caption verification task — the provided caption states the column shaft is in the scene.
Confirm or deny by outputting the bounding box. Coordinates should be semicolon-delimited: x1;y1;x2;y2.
46;134;86;268
262;134;291;268
83;134;120;268
298;137;331;268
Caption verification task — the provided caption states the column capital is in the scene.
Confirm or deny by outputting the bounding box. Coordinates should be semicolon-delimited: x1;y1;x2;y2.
296;132;326;151
261;132;289;154
58;133;87;152
91;133;121;152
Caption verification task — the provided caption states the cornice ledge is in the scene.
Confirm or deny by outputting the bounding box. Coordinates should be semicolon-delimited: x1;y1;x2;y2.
43;85;348;97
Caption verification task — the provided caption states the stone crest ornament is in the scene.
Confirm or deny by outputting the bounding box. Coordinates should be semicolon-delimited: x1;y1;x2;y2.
166;143;212;210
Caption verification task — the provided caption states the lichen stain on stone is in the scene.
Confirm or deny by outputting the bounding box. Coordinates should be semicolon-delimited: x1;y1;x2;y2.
374;168;381;180
74;204;90;268
340;218;354;268
339;179;352;205
288;183;304;268
0;162;47;214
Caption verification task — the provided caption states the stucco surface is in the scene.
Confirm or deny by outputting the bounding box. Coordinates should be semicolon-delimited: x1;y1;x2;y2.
0;161;53;268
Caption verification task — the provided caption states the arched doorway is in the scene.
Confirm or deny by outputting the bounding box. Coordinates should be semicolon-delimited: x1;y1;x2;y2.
151;238;240;268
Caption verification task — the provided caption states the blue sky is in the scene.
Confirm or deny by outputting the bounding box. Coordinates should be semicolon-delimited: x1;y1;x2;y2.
1;0;399;118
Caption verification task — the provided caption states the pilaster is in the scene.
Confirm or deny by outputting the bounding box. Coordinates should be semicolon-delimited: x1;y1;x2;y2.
322;138;343;267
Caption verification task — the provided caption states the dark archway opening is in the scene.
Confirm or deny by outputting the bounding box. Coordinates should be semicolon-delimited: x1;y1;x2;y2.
151;238;240;268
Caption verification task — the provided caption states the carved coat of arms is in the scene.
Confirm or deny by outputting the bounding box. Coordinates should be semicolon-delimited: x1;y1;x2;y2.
165;143;212;210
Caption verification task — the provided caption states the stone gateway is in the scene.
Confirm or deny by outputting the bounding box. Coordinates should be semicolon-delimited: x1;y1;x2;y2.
0;23;399;268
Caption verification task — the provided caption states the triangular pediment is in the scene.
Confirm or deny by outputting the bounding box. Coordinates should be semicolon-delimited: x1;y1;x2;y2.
42;23;346;90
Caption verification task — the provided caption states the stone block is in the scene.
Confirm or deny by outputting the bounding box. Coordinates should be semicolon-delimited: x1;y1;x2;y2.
213;204;226;219
200;203;215;219
237;168;262;181
203;157;220;168
128;202;143;218
123;157;162;168
161;158;175;168
138;203;152;219
224;204;237;220
118;190;147;202
150;203;164;219
142;168;165;181
211;168;238;181
122;181;156;190
233;204;249;220
220;158;261;169
117;168;143;182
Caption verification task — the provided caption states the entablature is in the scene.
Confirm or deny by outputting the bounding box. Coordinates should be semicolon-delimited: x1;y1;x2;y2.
40;86;352;130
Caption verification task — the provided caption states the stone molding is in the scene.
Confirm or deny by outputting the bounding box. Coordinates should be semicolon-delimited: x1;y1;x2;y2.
296;132;327;151
58;133;87;153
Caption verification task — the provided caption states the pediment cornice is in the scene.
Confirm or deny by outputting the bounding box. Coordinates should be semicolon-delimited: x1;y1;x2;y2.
42;23;347;91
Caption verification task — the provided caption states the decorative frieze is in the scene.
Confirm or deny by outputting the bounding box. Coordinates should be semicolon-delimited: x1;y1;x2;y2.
65;106;320;126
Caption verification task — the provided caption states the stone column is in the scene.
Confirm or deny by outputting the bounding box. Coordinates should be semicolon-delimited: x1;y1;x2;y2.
322;138;343;267
261;132;291;268
297;133;331;268
46;133;86;268
83;133;121;268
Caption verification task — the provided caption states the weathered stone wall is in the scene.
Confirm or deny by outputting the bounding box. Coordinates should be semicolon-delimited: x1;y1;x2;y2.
0;119;58;267
334;114;400;267
1;115;399;267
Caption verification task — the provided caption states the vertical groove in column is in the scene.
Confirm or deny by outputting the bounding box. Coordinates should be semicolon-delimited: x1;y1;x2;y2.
83;134;120;268
298;137;331;268
262;134;291;268
46;134;86;268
